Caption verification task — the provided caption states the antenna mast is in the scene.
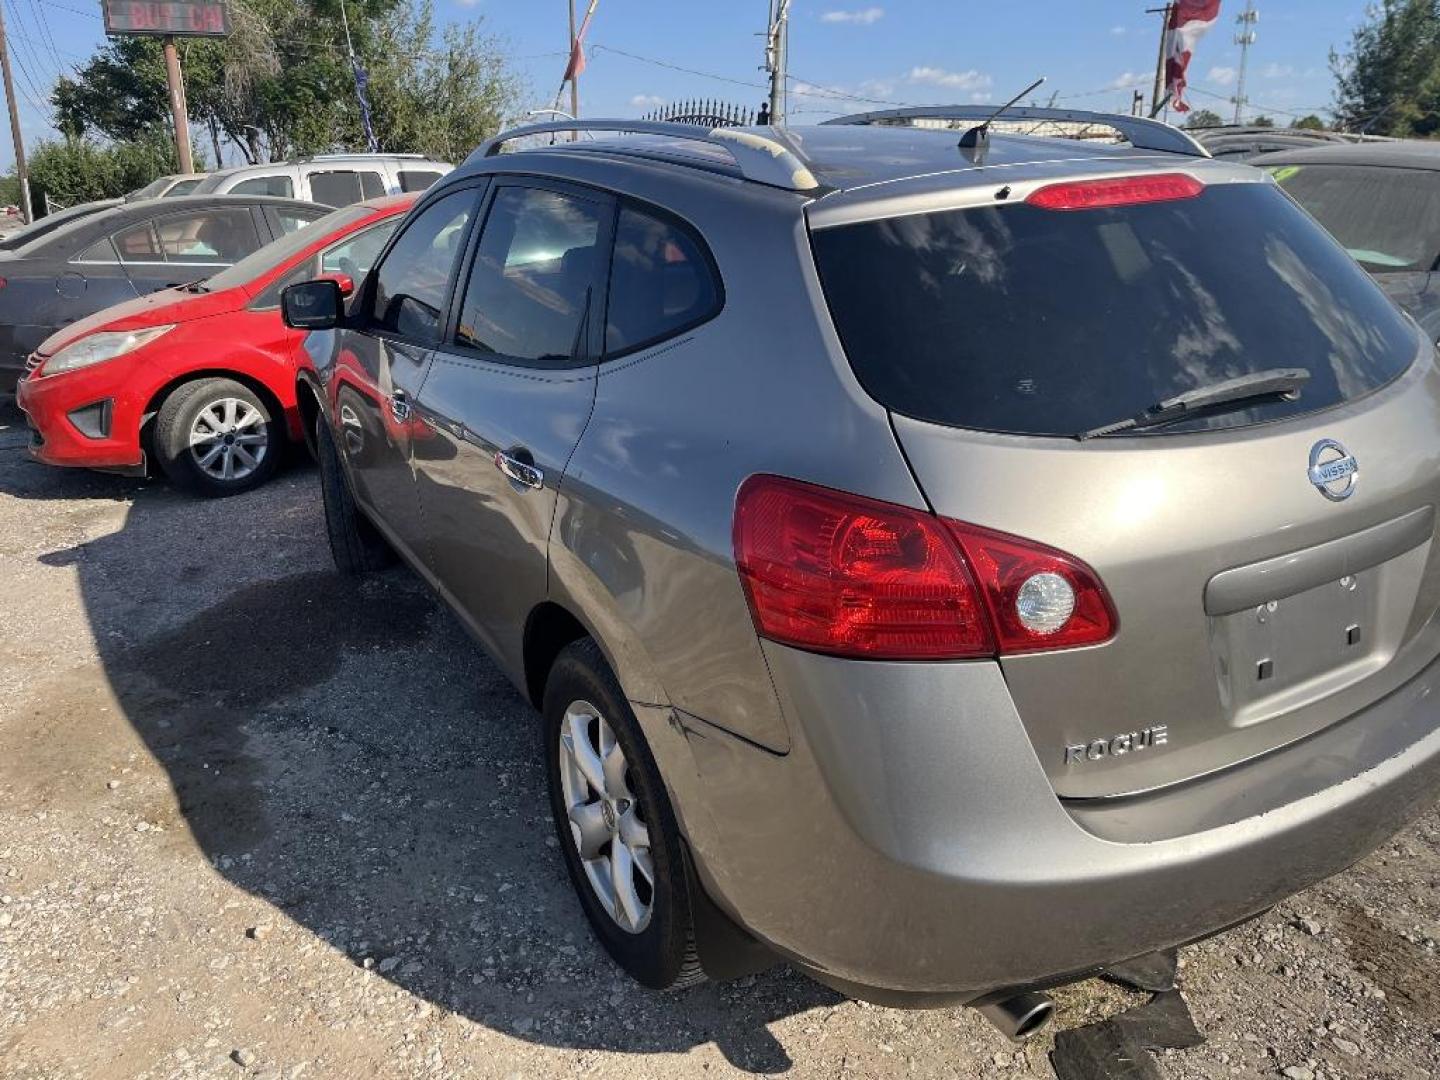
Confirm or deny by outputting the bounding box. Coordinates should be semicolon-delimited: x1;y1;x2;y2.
1232;1;1258;124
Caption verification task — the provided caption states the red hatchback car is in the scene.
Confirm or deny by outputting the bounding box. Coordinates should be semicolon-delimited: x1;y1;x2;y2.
16;193;418;496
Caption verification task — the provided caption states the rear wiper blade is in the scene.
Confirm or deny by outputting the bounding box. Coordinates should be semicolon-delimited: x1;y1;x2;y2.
1077;368;1311;440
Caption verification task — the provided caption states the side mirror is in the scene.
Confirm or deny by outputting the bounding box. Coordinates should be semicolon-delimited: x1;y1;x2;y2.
282;279;343;330
315;271;355;298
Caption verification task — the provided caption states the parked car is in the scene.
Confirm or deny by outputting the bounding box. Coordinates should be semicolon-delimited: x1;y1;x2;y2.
1264;141;1440;339
285;110;1440;1037
191;154;452;207
0;198;121;252
125;173;211;200
1188;124;1348;161
15;194;416;496
0;194;330;392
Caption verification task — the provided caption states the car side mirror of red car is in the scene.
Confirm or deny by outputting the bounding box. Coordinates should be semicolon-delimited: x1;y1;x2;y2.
315;271;355;298
282;279;344;331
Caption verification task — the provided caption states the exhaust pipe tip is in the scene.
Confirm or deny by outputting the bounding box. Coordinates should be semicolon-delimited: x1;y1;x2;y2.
976;991;1055;1042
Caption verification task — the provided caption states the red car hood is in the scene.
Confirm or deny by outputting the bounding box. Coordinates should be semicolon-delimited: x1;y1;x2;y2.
35;284;249;358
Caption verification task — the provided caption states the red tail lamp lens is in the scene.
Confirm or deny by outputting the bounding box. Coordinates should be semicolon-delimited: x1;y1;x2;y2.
944;523;1118;654
1026;173;1205;211
733;475;992;659
734;475;1118;660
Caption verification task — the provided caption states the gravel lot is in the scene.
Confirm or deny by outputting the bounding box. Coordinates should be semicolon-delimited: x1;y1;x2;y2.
2;395;1440;1080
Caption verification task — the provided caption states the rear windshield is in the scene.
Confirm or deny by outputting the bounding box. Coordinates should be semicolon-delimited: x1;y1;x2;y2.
811;182;1419;437
1268;163;1440;273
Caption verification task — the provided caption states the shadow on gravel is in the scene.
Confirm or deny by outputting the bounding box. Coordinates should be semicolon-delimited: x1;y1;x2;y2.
6;397;835;1072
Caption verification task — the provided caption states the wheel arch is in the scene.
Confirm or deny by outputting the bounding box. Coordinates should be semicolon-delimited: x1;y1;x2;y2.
294;372;323;459
142;368;295;449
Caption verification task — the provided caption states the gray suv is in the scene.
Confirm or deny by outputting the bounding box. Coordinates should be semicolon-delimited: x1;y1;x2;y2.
282;108;1440;1037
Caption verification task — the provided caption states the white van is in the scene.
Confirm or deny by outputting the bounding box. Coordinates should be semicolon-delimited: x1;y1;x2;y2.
191;154;452;207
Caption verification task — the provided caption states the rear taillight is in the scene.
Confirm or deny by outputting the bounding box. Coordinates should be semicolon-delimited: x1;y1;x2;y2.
1026;173;1204;211
733;475;1116;660
943;522;1117;654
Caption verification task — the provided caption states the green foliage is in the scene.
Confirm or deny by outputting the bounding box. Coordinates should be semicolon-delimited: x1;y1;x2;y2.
1291;114;1327;130
1332;0;1440;136
1183;108;1224;129
1251;115;1276;128
26;134;191;207
55;0;524;165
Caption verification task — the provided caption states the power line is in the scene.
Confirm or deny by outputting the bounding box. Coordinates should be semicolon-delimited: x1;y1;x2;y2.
23;0;64;72
589;43;770;93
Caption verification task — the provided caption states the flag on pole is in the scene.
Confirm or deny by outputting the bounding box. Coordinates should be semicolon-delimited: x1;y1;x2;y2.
564;0;600;82
1165;0;1222;113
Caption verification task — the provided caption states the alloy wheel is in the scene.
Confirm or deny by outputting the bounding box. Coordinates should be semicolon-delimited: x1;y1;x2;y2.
557;699;655;933
188;397;269;482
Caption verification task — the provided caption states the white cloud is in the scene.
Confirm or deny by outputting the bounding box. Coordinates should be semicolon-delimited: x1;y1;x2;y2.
906;66;993;91
1109;72;1148;90
1262;62;1295;79
1111;25;1127;36
629;94;666;109
455;0;482;7
1208;66;1238;86
821;7;885;25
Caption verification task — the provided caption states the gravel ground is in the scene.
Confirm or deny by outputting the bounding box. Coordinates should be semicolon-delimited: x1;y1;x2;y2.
2;396;1439;1080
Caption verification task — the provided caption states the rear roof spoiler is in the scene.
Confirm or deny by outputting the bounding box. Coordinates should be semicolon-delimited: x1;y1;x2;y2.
821;106;1210;159
472;120;823;193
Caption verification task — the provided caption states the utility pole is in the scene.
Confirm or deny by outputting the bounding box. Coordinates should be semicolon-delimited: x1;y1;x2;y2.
162;36;195;174
1232;1;1258;125
764;0;792;126
1147;4;1174;119
0;0;31;221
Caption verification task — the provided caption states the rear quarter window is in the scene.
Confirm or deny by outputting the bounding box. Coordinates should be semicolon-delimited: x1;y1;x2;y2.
811;182;1419;437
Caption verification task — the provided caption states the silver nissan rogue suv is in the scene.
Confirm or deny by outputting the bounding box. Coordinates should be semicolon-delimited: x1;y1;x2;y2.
283;107;1440;1036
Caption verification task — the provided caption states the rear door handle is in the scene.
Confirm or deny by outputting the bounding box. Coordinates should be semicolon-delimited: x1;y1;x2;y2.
494;450;544;491
390;389;411;423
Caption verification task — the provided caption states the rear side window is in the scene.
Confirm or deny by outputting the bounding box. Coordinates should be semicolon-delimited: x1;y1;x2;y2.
230;174;294;198
399;170;443;192
454;185;606;366
113;221;162;261
811;183;1419;437
1270;163;1440;273
605;206;720;356
370;189;475;343
310;170;383;206
154;208;261;264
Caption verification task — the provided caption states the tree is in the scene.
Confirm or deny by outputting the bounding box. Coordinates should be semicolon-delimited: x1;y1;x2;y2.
1332;0;1440;136
26;133;191;207
1251;115;1276;128
1291;114;1327;130
54;0;522;165
1183;108;1224;129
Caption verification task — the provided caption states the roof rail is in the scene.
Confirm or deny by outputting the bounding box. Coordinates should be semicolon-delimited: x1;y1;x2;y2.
821;106;1209;159
473;119;822;192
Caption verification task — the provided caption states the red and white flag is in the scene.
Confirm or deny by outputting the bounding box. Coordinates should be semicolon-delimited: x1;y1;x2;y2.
1165;0;1222;113
564;1;601;82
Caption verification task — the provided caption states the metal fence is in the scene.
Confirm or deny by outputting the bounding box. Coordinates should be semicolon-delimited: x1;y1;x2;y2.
641;100;758;129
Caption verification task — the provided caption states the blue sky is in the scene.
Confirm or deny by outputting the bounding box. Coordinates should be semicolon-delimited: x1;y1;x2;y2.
2;0;1373;170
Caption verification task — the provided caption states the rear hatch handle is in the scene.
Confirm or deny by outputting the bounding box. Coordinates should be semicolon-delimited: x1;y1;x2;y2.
1078;368;1311;440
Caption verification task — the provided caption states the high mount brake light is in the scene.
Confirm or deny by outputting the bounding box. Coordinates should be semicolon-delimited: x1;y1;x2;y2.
1026;173;1205;211
733;475;1117;660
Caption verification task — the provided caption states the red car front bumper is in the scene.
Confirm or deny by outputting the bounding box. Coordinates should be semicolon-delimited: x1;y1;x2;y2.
15;358;148;472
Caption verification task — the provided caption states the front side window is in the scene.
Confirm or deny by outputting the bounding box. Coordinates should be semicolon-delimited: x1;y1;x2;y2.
605;205;721;355
1269;163;1440;273
230;174;294;198
277;209;322;235
369;189;475;343
252;217;403;309
153;208;261;264
454;185;606;365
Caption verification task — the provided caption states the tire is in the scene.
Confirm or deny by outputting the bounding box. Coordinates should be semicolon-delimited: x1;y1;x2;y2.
153;377;282;497
316;414;395;576
543;638;704;990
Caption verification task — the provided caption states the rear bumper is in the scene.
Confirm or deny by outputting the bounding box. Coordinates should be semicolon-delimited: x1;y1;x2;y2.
654;642;1440;1003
